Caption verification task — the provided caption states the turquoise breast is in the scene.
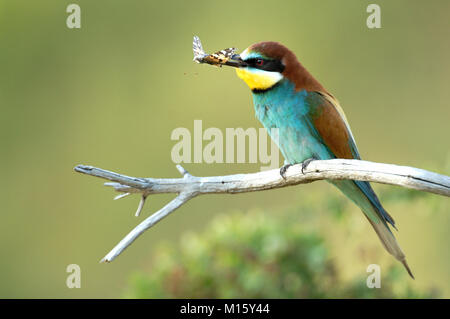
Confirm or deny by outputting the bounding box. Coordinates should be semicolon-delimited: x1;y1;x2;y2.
252;79;333;163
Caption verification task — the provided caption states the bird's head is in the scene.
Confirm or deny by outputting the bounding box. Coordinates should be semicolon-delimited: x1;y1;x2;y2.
225;41;323;93
234;42;287;92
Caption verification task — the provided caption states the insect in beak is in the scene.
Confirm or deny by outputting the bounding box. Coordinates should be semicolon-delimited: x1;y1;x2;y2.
222;54;248;68
193;36;247;68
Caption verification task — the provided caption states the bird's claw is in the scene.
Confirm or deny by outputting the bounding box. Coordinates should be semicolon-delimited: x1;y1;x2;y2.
280;157;316;179
280;164;292;180
301;157;316;174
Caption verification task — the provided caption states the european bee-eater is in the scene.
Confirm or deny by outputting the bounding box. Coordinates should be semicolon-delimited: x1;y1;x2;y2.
222;41;413;278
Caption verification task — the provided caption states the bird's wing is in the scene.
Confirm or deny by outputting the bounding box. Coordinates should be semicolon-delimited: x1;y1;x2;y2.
307;91;360;160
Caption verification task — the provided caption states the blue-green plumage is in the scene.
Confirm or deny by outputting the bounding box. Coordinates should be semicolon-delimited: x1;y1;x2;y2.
254;79;329;162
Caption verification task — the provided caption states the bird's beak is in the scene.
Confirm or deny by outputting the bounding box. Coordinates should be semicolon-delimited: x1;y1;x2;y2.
223;54;247;68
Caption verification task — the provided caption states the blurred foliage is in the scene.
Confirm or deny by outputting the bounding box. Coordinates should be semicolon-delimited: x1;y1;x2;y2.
124;189;440;298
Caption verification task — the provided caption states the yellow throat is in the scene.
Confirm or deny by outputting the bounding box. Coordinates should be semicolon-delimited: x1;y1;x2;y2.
235;68;282;90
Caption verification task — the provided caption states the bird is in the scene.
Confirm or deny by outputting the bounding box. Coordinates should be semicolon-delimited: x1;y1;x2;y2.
220;41;414;278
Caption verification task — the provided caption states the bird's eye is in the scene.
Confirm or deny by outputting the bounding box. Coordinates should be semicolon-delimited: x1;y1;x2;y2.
256;59;264;66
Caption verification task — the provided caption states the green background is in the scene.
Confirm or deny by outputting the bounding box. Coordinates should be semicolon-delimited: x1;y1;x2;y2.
0;0;448;298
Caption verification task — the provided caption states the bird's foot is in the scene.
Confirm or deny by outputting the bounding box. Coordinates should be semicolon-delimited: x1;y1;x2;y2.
301;157;316;174
280;164;293;180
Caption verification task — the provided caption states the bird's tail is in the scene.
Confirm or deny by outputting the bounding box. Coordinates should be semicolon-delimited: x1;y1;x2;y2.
364;215;414;278
331;180;414;279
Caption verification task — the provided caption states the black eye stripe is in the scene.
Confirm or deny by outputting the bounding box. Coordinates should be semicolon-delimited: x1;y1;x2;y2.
245;58;285;73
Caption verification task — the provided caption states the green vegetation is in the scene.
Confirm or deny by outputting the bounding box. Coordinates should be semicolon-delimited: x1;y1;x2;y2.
124;190;440;298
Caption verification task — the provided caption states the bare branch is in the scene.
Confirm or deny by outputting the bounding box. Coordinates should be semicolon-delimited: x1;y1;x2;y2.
100;191;196;263
74;159;450;262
